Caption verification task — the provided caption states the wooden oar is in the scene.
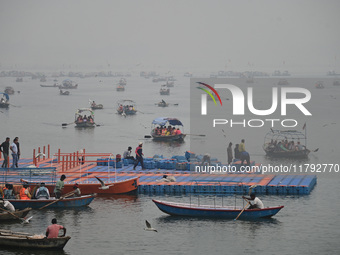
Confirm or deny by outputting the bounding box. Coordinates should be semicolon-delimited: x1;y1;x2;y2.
62;122;75;126
144;135;152;138
234;201;250;221
184;134;206;137
38;191;75;210
0;207;27;222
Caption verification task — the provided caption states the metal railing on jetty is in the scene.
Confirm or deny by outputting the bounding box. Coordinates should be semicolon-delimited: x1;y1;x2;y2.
0;167;57;185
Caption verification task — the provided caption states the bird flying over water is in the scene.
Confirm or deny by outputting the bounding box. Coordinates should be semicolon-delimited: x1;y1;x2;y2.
95;176;114;190
144;220;157;232
22;216;33;224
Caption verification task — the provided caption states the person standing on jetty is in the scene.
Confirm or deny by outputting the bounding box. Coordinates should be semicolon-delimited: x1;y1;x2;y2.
239;139;250;167
10;137;18;168
54;175;66;198
14;137;20;167
227;142;233;165
133;142;145;170
0;137;10;168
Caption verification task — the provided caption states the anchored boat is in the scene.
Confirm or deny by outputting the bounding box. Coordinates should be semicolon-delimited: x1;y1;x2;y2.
150;117;186;141
0;208;31;221
153;199;284;219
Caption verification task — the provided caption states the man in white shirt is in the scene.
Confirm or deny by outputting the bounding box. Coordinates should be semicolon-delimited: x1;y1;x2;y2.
0;198;15;212
242;194;264;209
10;137;18;168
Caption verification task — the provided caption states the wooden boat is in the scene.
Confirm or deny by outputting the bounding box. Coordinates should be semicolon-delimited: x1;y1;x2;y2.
156;100;169;107
278;79;289;85
22;176;139;195
117;100;137;115
116;85;125;91
40;83;58;87
263;129;310;158
160;87;170;95
40;77;47;82
59;90;70;95
315;81;324;89
16;78;23;82
0;93;10;108
151;117;186;142
0;208;31;221
74;108;96;128
89;100;103;110
7;194;96;210
4;86;15;95
152;199;284;219
165;81;174;87
0;229;70;250
58;79;78;89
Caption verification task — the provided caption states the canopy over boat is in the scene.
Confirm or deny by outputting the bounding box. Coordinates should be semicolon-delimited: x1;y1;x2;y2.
0;93;9;101
152;117;183;126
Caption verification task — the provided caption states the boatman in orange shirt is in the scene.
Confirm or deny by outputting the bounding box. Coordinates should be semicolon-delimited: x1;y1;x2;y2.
19;184;31;200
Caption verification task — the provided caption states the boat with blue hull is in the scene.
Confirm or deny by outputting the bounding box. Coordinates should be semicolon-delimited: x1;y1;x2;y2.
8;194;96;210
152;199;284;219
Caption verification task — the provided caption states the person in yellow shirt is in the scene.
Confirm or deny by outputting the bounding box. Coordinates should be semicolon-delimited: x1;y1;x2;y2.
239;139;246;153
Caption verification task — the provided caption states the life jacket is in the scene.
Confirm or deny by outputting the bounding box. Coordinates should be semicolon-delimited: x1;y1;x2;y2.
36;187;49;199
19;188;30;200
2;187;8;198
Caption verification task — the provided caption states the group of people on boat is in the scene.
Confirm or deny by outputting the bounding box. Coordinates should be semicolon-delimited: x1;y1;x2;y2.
118;104;135;113
266;139;307;152
153;125;182;136
76;115;94;123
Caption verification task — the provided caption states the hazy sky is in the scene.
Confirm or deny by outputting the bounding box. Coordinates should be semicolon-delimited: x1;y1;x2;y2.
1;0;339;72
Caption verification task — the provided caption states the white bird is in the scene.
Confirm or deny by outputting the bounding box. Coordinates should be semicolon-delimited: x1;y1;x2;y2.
144;220;157;232
35;153;46;158
95;176;114;190
22;216;33;224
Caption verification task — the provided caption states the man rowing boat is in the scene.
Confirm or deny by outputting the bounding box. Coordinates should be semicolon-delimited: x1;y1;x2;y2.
242;194;264;209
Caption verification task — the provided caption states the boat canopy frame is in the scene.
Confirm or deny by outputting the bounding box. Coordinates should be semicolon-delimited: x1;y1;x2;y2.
264;129;307;146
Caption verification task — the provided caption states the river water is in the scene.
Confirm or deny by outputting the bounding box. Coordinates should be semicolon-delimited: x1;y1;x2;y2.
0;74;340;254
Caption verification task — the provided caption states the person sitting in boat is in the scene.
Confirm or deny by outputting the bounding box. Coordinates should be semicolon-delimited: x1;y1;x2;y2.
19;184;31;200
35;183;50;200
242;194;264;209
175;128;182;135
155;127;161;135
119;104;123;112
72;183;81;197
123;146;135;160
83;115;87;122
46;218;66;239
3;184;15;199
0;198;15;212
288;141;295;151
91;101;96;107
161;126;167;136
87;115;92;122
295;141;304;151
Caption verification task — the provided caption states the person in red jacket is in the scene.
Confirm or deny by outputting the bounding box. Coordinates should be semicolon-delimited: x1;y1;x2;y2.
133;142;145;170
